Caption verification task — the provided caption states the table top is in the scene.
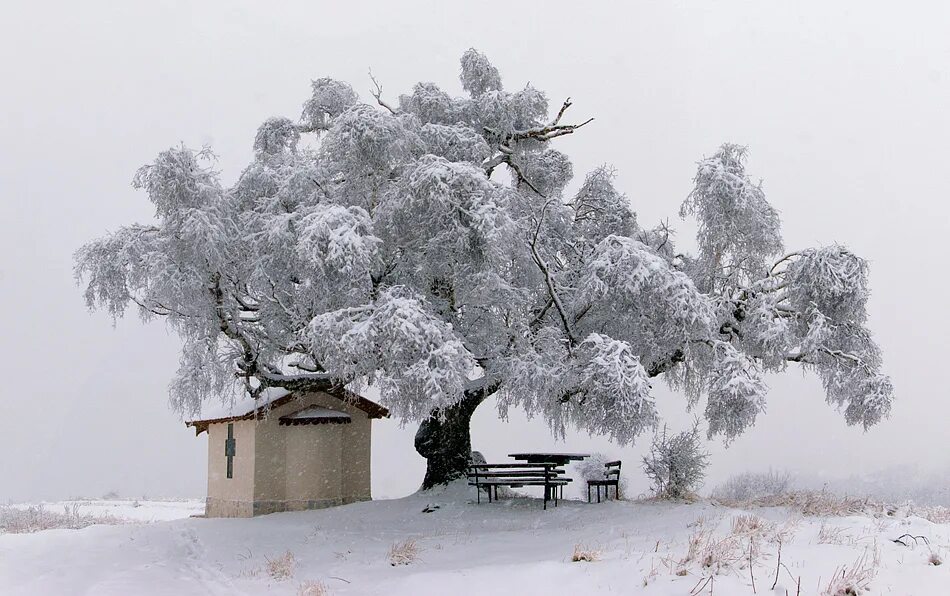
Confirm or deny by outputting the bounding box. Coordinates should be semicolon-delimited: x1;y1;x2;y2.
509;452;591;461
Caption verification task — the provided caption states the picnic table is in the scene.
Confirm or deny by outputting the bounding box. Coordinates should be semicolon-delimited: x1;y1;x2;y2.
508;452;591;499
508;452;591;466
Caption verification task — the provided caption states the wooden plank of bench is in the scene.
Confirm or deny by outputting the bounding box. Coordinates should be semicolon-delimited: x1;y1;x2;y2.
467;470;565;477
469;479;571;486
468;463;560;469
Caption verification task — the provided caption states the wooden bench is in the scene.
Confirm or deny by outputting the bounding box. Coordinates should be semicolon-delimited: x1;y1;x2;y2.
587;460;622;502
467;463;571;510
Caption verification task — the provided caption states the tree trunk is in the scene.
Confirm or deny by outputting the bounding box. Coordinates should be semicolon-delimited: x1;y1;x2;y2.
414;384;492;489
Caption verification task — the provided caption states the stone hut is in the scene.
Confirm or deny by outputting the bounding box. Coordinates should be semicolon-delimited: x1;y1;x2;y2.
186;388;389;517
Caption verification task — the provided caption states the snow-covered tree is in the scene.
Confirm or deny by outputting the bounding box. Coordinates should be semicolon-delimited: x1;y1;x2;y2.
76;50;893;488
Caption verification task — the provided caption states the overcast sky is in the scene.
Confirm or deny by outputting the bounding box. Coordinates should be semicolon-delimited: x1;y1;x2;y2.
2;0;948;503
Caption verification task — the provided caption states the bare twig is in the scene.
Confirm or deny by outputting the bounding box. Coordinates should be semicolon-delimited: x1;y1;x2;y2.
749;537;756;594
771;541;782;591
368;69;397;115
892;533;929;547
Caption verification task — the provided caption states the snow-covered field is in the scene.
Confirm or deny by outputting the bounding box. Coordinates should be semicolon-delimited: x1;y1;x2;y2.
1;486;948;595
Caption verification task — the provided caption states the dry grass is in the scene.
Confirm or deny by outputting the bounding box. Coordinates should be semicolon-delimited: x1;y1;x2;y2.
265;550;297;581
928;552;943;566
672;527;745;576
718;488;950;526
817;523;851;545
0;504;122;534
821;552;876;595
571;544;602;562
388;539;420;566
731;514;774;538
297;580;330;596
916;505;950;524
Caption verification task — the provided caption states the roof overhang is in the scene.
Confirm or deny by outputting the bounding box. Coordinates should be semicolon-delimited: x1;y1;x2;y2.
185;388;389;435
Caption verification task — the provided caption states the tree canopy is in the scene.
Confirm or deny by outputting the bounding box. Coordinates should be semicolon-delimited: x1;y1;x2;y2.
77;50;892;481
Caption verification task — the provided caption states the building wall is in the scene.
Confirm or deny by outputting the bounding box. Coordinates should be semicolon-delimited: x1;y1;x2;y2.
341;415;372;504
203;390;375;517
205;419;256;517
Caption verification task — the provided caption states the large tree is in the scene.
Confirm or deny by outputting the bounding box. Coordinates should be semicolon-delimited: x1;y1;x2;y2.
76;50;892;488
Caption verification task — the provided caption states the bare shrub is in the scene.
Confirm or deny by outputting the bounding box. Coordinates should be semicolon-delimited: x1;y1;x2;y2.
711;470;792;503
0;503;122;534
297;580;329;596
265;551;297;581
388;539;419;566
642;422;709;499
928;552;943;566
571;544;601;562
821;553;876;595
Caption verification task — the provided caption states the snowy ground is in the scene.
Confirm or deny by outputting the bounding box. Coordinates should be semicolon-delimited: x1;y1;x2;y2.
1;486;948;595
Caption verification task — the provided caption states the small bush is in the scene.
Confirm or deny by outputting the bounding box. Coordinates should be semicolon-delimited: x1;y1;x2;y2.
571;544;601;562
642;422;709;499
265;551;297;581
928;552;943;566
711;470;792;503
388;539;419;566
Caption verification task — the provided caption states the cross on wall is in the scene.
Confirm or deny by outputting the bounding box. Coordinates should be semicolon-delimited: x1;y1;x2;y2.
225;423;236;479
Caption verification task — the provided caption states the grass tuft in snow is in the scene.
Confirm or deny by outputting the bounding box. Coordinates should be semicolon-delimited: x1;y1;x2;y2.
817;523;851;545
388;539;420;566
265;550;297;581
571;544;601;562
928;552;943;566
821;552;877;595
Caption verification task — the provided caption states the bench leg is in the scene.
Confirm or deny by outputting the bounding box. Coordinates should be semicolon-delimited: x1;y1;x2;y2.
587;484;591;503
597;485;601;503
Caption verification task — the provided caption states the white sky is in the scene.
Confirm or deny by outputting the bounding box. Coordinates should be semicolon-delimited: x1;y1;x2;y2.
2;0;949;502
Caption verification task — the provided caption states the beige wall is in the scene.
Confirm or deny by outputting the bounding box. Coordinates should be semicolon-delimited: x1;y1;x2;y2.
284;424;343;502
341;416;372;503
203;390;374;517
205;419;256;517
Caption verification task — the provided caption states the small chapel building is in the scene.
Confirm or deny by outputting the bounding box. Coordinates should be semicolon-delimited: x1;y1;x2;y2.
186;388;389;518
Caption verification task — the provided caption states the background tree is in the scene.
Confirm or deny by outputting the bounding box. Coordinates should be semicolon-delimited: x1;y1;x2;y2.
76;50;893;489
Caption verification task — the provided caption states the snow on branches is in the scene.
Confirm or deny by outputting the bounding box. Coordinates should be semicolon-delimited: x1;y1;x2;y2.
76;49;892;452
681;143;783;291
308;287;476;421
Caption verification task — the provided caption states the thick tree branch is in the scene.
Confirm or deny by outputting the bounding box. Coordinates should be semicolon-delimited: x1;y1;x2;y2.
529;200;577;345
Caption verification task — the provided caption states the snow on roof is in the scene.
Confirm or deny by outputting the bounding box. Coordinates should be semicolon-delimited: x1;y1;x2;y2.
188;387;291;423
184;386;389;434
282;406;351;420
